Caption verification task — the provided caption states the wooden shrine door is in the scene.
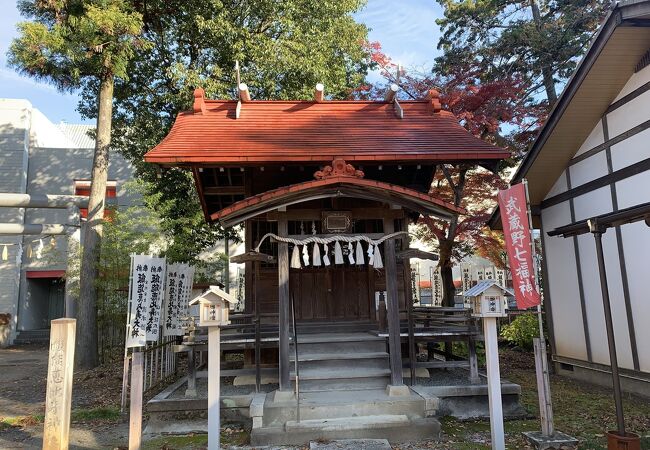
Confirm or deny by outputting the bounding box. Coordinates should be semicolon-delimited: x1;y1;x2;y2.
289;266;374;321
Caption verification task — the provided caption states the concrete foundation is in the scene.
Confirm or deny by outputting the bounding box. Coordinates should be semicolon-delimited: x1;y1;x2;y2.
410;382;527;419
555;361;650;400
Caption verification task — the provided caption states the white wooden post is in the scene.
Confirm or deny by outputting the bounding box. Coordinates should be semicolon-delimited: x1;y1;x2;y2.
483;317;505;450
43;318;76;450
129;351;144;450
208;326;221;450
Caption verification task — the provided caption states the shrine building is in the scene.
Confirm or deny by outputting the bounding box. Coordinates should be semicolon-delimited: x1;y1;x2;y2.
144;87;515;444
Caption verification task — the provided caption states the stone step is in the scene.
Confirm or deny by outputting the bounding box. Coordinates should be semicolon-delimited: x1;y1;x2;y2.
261;389;426;426
15;329;50;344
290;352;389;372
292;376;390;393
292;333;386;355
251;414;441;446
291;368;391;381
296;322;376;334
287;414;409;432
290;351;388;362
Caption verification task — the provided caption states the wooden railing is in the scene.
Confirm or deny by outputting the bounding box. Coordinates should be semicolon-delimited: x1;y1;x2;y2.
175;312;280;394
403;306;481;384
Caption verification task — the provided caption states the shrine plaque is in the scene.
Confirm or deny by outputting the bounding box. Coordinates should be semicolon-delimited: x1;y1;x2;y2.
43;318;76;450
322;211;352;233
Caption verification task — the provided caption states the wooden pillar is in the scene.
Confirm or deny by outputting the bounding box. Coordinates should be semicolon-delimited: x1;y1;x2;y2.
468;336;480;384
43;318;76;450
402;245;416;384
277;216;291;391
383;218;403;387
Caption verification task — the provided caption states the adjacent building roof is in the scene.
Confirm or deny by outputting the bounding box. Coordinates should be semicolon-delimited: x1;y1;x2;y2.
490;1;650;228
58;123;95;148
144;90;509;166
463;279;514;297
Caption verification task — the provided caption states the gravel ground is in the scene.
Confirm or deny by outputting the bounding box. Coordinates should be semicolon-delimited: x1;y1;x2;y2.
415;368;479;386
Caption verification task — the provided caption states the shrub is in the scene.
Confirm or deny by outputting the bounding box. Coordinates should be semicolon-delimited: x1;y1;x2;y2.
501;313;539;350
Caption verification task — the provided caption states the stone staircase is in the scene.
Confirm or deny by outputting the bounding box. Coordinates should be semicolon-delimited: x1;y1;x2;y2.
14;329;50;344
251;331;440;446
289;332;391;392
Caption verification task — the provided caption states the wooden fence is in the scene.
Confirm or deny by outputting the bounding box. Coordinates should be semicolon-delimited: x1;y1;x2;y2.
120;329;179;411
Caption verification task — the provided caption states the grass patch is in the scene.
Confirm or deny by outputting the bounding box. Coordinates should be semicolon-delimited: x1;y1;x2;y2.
0;407;120;431
71;407;121;422
142;428;249;450
434;349;650;449
0;414;44;429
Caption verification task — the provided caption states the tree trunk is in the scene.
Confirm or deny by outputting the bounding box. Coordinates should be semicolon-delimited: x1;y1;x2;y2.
77;73;114;370
440;263;455;307
529;0;558;106
438;236;456;307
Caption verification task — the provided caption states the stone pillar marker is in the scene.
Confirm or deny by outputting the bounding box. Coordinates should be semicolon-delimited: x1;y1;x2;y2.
43;318;76;450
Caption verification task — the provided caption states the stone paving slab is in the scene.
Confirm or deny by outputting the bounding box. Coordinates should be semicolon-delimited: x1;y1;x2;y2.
309;439;391;450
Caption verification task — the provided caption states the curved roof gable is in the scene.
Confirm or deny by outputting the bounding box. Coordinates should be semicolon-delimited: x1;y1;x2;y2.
212;175;467;227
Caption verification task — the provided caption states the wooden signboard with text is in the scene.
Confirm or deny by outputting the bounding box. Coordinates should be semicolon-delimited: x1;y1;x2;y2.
43;318;76;450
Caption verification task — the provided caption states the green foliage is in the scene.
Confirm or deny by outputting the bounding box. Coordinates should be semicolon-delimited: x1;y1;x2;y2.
9;0;147;88
435;0;608;105
79;0;374;261
500;313;539;350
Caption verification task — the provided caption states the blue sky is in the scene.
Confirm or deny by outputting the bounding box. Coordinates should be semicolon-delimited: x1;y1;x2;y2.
0;0;443;124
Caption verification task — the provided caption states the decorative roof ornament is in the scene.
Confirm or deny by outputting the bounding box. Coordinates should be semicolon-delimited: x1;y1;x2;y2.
193;88;206;115
314;158;364;180
427;89;442;113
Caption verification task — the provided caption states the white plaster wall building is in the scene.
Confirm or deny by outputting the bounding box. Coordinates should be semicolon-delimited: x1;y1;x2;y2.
0;99;134;345
491;1;650;396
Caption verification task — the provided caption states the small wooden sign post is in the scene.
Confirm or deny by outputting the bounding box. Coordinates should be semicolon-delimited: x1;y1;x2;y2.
465;282;508;450
208;327;221;450
129;351;144;450
189;286;237;450
483;316;506;450
43;318;76;450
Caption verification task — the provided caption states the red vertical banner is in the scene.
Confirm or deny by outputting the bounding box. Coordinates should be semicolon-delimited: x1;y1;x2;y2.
498;183;541;309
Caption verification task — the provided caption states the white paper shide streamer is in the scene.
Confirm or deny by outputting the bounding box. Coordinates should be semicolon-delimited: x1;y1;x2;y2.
291;245;301;269
322;243;331;266
355;241;364;265
334;241;344;264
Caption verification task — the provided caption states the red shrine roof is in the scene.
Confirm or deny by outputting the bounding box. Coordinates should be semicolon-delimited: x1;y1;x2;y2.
144;89;509;165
